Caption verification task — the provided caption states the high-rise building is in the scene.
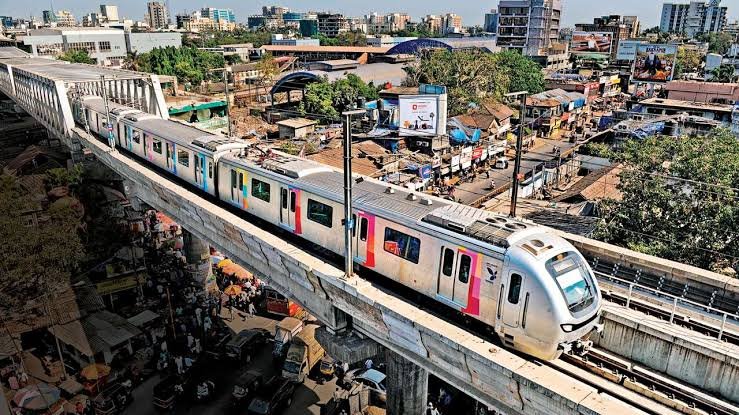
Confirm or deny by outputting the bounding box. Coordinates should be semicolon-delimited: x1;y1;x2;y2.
364;12;411;34
263;6;289;17
422;15;443;34
201;8;236;23
146;1;169;29
42;10;56;25
443;13;463;34
99;5;119;23
660;1;727;38
495;0;561;57
485;9;499;33
316;13;349;37
82;13;100;27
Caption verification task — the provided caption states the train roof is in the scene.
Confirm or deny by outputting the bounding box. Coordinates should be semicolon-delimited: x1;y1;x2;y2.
222;150;550;252
80;96;247;154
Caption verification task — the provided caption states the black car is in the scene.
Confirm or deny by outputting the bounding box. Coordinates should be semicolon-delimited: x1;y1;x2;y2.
231;369;264;407
93;383;133;415
225;329;269;363
204;330;233;362
153;375;186;411
247;376;296;415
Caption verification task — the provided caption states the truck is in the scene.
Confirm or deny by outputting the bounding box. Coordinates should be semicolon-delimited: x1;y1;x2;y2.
272;317;303;361
281;324;325;383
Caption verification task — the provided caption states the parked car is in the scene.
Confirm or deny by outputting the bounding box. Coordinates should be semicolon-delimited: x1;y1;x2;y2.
226;329;269;364
204;330;233;362
247;376;296;415
494;157;509;169
152;375;186;411
231;370;264;407
93;383;132;415
319;356;335;379
344;368;387;404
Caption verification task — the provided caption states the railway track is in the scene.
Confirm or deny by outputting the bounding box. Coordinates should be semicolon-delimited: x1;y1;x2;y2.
555;348;739;415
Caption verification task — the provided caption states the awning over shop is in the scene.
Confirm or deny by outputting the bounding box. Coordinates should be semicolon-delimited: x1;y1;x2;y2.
49;311;142;358
126;310;160;328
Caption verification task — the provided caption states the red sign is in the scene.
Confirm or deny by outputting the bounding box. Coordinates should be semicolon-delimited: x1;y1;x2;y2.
472;147;484;160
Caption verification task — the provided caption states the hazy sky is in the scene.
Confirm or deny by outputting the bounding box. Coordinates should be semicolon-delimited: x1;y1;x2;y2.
2;0;737;28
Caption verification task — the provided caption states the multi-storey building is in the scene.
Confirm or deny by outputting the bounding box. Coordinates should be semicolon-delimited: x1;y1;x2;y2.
495;0;561;58
443;13;463;34
54;10;76;27
660;1;727;38
146;1;168;30
317;13;349;37
484;9;499;33
99;5;119;23
422;15;443;34
263;6;289;17
365;12;411;34
201;8;236;23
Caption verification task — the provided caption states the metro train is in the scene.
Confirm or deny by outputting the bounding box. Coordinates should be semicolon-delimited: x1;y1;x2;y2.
73;95;603;361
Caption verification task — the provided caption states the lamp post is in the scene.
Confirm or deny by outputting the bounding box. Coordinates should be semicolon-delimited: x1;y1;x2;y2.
504;91;528;218
341;109;365;280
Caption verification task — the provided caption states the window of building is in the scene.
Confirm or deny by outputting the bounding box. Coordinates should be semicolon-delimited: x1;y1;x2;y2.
383;227;420;264
177;149;189;167
37;43;63;56
152;140;162;154
307;199;332;228
67;42;95;53
98;41;111;52
252;178;270;202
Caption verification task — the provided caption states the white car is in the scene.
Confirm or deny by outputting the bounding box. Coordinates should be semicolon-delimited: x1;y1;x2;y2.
494;156;510;169
344;368;387;403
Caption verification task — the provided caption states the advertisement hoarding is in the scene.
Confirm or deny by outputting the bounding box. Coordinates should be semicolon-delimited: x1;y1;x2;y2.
616;40;644;61
399;95;440;137
571;31;613;55
632;44;677;83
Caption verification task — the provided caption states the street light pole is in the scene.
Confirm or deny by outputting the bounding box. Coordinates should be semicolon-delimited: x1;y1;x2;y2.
341;109;365;280
223;68;233;138
505;91;528;218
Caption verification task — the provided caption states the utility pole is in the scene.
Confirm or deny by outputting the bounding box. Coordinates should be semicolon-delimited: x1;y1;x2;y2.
100;75;115;150
223;68;233;137
505;91;528;218
341;109;365;280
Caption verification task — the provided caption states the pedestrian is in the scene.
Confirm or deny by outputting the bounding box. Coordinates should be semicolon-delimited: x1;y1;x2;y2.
174;355;183;374
187;333;194;349
426;402;441;415
490;180;496;190
7;374;18;390
18;371;28;386
203;316;212;333
193;338;202;355
228;301;234;321
485;170;490;179
160;340;168;353
248;301;257;317
184;356;193;369
195;307;203;326
364;359;373;370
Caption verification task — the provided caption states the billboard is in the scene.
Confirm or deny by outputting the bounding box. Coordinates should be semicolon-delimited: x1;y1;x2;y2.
571;31;613;55
632;44;677;83
616;40;644;61
399;95;441;136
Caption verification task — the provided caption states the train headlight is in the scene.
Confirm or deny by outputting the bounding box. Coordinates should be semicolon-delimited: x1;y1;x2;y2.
560;324;575;333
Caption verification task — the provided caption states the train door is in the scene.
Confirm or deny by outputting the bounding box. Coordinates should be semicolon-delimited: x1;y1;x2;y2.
279;187;299;232
165;143;175;172
230;169;246;207
353;212;375;267
194;154;203;187
437;247;472;308
501;270;525;329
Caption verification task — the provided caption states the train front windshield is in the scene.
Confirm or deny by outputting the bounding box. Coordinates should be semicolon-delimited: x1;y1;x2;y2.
546;252;595;313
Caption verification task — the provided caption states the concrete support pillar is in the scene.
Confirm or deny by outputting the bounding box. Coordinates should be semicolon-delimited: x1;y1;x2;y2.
182;229;212;292
385;349;428;415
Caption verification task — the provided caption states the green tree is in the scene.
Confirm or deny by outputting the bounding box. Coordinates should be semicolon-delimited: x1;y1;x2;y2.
709;64;737;83
493;51;545;94
594;130;739;272
137;46;225;84
641;26;661;35
123;51;143;71
314;34;340;46
255;52;280;87
58;50;94;64
336;30;367;46
0;174;85;312
698;32;734;55
674;46;703;78
299;74;379;119
225;54;243;65
403;49;509;115
300;79;338;119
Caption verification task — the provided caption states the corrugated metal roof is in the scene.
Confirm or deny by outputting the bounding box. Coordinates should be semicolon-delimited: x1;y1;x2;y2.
261;45;390;54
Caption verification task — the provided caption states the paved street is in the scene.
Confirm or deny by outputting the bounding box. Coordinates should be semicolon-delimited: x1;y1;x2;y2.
124;313;338;415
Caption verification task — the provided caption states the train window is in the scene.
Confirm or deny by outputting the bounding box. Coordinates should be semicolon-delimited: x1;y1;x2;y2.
352;214;357;237
231;170;237;189
383;228;420;264
208;162;213;178
307;199;332;228
546;252;594;312
252;179;271;202
508;274;522;304
152;140;162;154
131;130;141;144
458;254;471;283
281;189;288;209
238;173;243;189
359;217;368;241
442;248;455;277
177;149;189;167
290;192;296;213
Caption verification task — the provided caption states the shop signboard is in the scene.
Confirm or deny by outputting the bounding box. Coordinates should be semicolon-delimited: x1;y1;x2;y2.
571;31;613;55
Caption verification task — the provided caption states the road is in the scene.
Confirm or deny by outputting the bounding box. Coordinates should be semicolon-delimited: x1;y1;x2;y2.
124;313;338;415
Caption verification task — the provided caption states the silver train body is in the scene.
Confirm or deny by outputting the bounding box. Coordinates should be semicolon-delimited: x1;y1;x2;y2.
73;96;602;360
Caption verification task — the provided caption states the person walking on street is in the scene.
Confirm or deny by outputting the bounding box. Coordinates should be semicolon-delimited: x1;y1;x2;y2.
490;180;496;190
248;301;257;317
364;359;373;370
427;402;441;415
174;355;183;374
